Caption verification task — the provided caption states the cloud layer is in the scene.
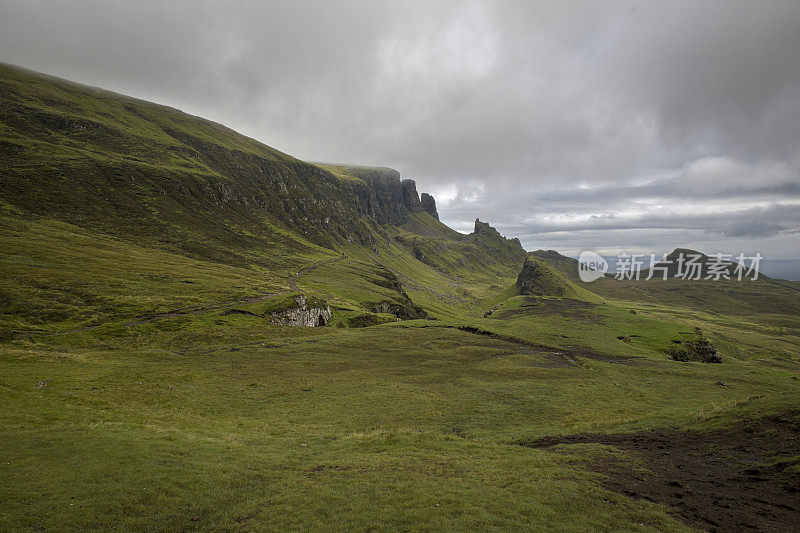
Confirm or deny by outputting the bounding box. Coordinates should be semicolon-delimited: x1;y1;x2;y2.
1;0;798;257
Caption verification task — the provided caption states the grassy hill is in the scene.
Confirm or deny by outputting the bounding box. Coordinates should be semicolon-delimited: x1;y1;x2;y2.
0;61;528;333
2;63;800;531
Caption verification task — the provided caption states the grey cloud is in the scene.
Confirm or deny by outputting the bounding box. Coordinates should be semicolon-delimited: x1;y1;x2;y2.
721;221;789;239
0;0;798;257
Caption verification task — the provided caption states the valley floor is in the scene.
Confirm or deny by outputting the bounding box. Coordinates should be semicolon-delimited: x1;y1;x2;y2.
2;307;799;531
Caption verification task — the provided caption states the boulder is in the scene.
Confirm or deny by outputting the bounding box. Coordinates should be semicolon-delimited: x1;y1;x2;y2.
270;294;331;327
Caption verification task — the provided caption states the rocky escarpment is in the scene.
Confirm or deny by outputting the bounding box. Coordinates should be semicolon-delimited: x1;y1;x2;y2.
473;219;522;247
470;219;526;261
269;294;331;327
420;193;438;220
401;179;422;213
0;63;446;259
339;166;435;226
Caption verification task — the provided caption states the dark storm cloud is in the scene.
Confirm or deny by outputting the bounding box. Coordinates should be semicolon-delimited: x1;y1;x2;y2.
1;0;798;257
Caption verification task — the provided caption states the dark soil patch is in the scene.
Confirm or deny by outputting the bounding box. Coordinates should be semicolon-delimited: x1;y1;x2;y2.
494;297;603;323
219;308;259;317
518;413;800;532
304;464;352;476
508;346;645;367
421;324;646;366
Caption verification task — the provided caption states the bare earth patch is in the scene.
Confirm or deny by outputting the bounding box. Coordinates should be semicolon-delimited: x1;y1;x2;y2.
519;413;800;532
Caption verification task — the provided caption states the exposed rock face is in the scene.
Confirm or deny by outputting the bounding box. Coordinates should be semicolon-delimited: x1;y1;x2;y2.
420;193;438;220
270;294;331;327
474;218;494;235
470;219;527;264
473;218;520;245
1;65;454;259
401;179;422;212
346;167;407;225
368;300;428;320
334;166;436;226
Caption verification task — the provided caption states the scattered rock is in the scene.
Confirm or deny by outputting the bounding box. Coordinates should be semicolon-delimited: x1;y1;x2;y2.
270;294;331;327
420;192;439;220
483;304;501;318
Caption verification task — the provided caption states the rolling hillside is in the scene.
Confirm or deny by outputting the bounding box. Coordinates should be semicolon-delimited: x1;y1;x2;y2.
0;62;527;333
2;63;800;531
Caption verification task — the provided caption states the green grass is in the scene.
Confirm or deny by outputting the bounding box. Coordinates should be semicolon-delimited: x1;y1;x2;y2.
3;313;797;530
2;62;800;531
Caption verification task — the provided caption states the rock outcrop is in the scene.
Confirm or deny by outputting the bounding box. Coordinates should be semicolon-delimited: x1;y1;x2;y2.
368;300;428;320
269;295;331;327
401;179;422;213
469;219;527;264
473;218;493;235
420;193;438;220
515;257;568;296
667;328;721;363
0;62;445;255
329;166;437;226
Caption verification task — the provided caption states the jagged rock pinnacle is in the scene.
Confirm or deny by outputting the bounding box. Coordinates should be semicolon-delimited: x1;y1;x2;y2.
420;193;438;220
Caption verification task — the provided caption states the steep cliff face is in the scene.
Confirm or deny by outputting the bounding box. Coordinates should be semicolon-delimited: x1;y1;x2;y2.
329;166;434;226
0;64;446;258
347;168;408;225
401;179;422;213
420;193;439;220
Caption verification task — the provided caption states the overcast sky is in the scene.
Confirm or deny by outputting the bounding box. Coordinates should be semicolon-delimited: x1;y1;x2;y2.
1;0;799;258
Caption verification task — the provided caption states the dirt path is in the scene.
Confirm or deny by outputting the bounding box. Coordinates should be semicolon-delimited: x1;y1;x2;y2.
368;252;478;310
404;323;645;366
26;255;348;337
123;290;291;326
288;254;346;292
458;326;644;366
519;413;800;532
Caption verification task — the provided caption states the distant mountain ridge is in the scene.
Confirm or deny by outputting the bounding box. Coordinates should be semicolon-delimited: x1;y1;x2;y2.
0;63;495;261
0;61;527;325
